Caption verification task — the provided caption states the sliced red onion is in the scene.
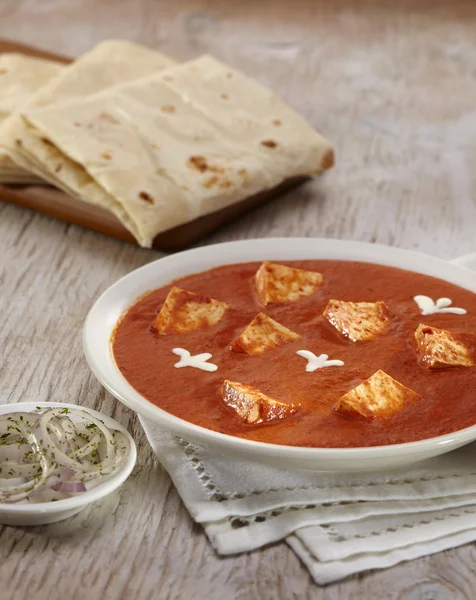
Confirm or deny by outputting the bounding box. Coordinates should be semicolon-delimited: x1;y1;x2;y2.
45;468;75;489
52;480;87;493
0;407;131;504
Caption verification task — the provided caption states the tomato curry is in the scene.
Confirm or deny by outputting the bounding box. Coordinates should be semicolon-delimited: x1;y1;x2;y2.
112;261;476;448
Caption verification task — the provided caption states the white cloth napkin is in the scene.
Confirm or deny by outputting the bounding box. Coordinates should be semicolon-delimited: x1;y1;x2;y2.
140;421;476;584
139;254;476;585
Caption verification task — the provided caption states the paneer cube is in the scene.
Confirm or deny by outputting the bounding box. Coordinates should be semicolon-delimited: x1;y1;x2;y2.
254;261;323;305
323;300;390;342
221;380;299;424
230;312;301;355
153;286;229;334
335;370;421;421
415;324;475;369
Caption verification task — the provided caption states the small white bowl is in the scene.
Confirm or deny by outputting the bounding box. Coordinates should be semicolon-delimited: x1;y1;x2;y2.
0;402;137;526
83;238;476;472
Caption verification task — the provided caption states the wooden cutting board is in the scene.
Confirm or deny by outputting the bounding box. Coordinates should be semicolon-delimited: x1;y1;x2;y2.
0;39;308;251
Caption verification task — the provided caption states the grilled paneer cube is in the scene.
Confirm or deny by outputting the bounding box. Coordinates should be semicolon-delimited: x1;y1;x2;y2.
221;380;299;424
335;370;421;421
230;312;301;355
255;261;323;305
323;300;390;342
153;286;229;334
415;324;475;369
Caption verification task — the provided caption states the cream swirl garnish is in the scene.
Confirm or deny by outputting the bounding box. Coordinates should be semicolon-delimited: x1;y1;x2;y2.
296;350;344;372
172;348;218;372
413;296;467;316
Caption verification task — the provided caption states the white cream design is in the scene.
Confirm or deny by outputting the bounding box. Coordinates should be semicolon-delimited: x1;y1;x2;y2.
413;295;467;316
172;348;218;372
296;350;344;372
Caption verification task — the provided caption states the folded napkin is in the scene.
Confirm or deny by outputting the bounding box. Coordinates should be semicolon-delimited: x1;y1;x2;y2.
139;254;476;585
140;420;476;584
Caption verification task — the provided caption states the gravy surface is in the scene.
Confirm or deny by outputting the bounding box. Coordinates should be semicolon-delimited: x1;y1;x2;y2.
113;261;476;447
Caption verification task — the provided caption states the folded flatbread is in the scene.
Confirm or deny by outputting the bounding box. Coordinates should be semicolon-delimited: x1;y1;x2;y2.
0;53;63;123
0;53;64;182
20;55;334;247
0;40;175;183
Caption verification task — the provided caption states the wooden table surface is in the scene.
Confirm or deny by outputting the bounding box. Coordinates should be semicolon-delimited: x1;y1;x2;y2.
2;1;476;598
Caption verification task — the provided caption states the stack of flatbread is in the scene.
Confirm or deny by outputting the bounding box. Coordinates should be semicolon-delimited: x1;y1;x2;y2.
0;40;333;247
0;53;63;182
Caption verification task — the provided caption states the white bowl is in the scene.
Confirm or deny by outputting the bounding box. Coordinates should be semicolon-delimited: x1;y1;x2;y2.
83;238;476;472
0;402;137;525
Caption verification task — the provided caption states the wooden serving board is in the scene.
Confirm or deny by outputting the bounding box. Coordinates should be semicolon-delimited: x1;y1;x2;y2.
0;39;308;251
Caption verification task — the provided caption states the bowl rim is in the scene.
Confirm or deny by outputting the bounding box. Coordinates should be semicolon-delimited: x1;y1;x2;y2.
0;402;137;513
82;237;476;461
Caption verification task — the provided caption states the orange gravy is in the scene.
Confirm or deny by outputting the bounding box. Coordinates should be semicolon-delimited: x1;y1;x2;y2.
112;261;476;447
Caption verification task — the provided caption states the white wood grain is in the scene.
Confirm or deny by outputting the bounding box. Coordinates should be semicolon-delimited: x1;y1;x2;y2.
1;1;476;598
